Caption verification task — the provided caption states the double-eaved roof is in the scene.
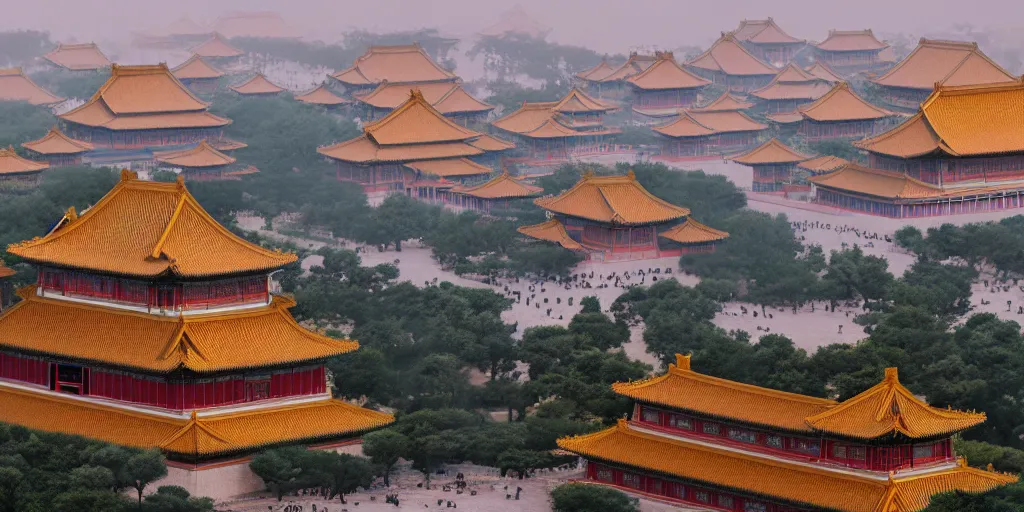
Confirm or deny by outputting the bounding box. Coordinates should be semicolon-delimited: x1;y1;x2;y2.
331;44;456;86
534;171;690;225
0;68;64;105
814;29;889;52
871;39;1016;91
451;171;542;199
155;140;236;168
355;80;492;115
798;82;894;122
750;64;834;102
43;43;111;70
687;32;778;77
733;18;804;45
626;52;710;91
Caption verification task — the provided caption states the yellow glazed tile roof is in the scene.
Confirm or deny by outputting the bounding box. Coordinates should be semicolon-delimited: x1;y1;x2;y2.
404;158;492;178
558;420;1015;512
520;118;617;139
68;64;210;115
654;110;767;138
534;171;690;225
767;111;804;124
595;53;659;83
0;289;356;373
467;133;515;151
658;219;729;244
730;138;810;165
211;138;248;151
806;62;845;82
171;55;224;80
798;82;894;122
853;113;942;158
363;90;481;145
871;39;1016;91
691;91;754;112
355;81;492;114
750;79;832;101
553;88;617;114
0;68;65;105
806;368;987;440
733;18;804;45
517;219;583;250
797;155;848;173
575;59;617;81
652;113;715;138
331;44;456;85
0;146;48;175
318;135;482;164
614;354;834;432
295;84;350;106
22;127;94;155
189;34;243;58
918;79;1024;156
773;63;818;83
43;42;111;70
155;141;236;168
807;163;944;199
230;73;285;95
0;386;394;459
432;85;495;114
815;30;889;52
491;101;560;134
8;171;296;277
626;53;711;91
687;33;778;76
60;100;231;130
452;172;543;199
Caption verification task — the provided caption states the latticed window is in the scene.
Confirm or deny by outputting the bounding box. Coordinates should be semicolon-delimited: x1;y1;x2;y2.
621;473;641;489
695;491;711;503
744;502;767;512
766;435;783;449
642;408;660;424
596;469;613;482
702;423;721;435
669;415;693;430
833;445;848;459
914;444;934;459
674;484;687;499
850;446;867;460
718;495;734;508
728;428;757;443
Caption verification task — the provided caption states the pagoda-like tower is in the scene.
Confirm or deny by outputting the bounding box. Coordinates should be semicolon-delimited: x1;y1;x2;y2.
0;172;393;473
560;355;1016;512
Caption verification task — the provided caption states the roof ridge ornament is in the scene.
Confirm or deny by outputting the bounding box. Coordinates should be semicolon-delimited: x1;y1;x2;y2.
675;353;691;371
120;169;137;181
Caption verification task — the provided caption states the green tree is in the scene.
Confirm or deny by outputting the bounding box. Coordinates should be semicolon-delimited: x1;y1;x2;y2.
818;246;894;308
125;449;168;507
362;430;410;486
551;483;638;512
579;296;601;314
249;448;303;500
0;466;22;512
141;486;214;512
69;465;117;491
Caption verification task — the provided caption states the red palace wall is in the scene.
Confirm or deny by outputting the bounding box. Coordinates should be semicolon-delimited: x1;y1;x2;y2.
0;353;49;387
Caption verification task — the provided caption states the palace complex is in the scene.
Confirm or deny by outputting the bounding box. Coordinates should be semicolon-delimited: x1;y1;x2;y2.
730;138;811;192
750;64;833;114
518;171;728;261
0;172;392;495
653;107;767;158
42;43;111;71
733;18;805;67
318;90;509;194
868;39;1016;111
171;55;225;95
0;146;48;184
330;45;457;95
627;52;710;117
230;73;285;96
791;82;896;141
354;80;493;126
491;88;618;164
812;30;891;75
686;33;778;93
0;68;64;105
21;127;94;167
559;355;1016;512
59;64;231;150
577;52;658;100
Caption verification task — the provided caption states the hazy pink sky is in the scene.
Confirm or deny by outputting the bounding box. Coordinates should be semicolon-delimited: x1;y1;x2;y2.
0;0;1017;53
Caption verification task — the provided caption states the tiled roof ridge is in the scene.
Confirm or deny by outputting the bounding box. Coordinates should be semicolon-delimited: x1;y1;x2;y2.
799;81;893;118
729;137;810;163
362;89;479;144
853;113;938;156
22;127;94;152
84;63;210;111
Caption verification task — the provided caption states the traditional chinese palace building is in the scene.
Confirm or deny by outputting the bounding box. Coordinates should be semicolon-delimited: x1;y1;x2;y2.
733;18;806;67
330;44;457;96
560;355;1016;512
855;79;1024;188
43;43;111;71
797;155;848;175
491;89;618;163
577;52;658;100
154;140;239;180
0;146;48;184
0;68;64;105
190;34;244;60
686;33;778;93
58;64;231;150
694;91;755;112
0;172;393;478
354;80;493;126
22;127;94;167
653;109;767;158
171;55;224;95
318;90;505;194
750;64;833;114
438;172;543;213
295;84;351;109
868;39;1016;112
730;138;810;192
518;172;728;260
230;74;285;97
794;82;895;140
812;30;891;75
627;52;710;118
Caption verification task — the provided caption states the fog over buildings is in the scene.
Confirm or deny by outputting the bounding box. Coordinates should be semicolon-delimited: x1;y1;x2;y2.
2;0;1021;54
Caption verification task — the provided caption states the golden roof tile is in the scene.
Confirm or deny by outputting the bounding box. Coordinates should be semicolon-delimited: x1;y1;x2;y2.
750;79;832;101
491;101;560;134
596;53;660;83
806;62;845;82
294;84;349;105
626;53;711;91
230;73;285;95
798;82;894;122
534;171;690;225
0;386;393;459
331;44;456;86
687;32;778;77
654;110;767;138
516;219;583;250
871;39;1016;91
772;63;818;83
0;290;355;373
797;155;848;173
767;111;804;124
733;18;804;45
651;112;715;138
553;88;617;114
730;138;810;165
558;420;1015;512
691;91;754;112
452;172;542;199
8;172;296;277
918;79;1024;156
467;133;515;151
805;368;987;440
807;163;944;199
189;34;243;58
43;43;111;70
362;90;481;145
210;138;248;151
432;85;494;114
21;127;94;155
317;135;483;164
404;158;492;178
155;140;236;168
0;263;15;279
614;354;833;432
815;29;889;52
0;146;48;175
853;113;942;158
575;59;617;81
171;55;224;80
520;118;614;139
356;81;491;114
0;68;65;105
658;218;729;244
